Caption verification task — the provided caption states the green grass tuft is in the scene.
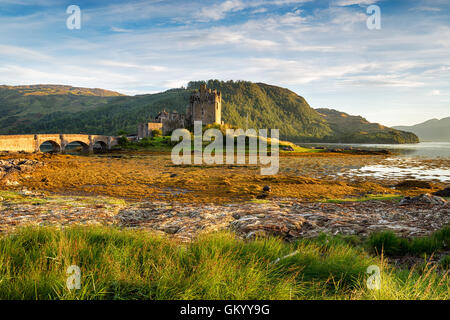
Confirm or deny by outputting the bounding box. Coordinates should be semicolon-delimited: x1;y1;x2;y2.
0;226;447;300
324;194;403;203
367;227;449;256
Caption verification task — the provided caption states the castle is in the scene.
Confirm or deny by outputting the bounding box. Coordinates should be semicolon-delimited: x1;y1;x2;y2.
138;84;222;138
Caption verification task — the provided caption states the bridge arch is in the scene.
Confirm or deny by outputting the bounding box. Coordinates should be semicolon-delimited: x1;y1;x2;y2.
39;140;61;153
64;140;91;154
93;140;108;153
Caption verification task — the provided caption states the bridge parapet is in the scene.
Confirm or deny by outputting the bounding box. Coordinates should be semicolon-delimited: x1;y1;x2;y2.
0;134;118;153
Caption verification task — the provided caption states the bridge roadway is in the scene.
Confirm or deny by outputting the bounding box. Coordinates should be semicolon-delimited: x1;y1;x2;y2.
0;134;118;153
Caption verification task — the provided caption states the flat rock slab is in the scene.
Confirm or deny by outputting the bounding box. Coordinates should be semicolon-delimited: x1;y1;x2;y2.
0;192;448;241
116;198;448;240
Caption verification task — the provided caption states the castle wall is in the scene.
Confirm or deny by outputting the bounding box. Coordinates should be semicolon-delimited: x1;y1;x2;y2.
162;119;184;135
188;84;222;126
138;123;163;139
138;85;222;137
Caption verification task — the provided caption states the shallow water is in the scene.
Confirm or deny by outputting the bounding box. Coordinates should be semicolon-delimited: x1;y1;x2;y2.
296;142;449;182
300;142;450;159
339;158;450;182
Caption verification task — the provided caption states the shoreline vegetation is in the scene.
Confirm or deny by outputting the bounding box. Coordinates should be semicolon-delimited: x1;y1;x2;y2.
0;225;447;300
115;133;393;156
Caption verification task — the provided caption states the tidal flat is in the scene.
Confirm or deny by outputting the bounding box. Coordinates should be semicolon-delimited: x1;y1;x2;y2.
0;151;448;300
0;151;448;238
0;151;447;203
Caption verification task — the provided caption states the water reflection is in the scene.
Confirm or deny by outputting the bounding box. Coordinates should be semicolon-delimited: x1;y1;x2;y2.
339;158;450;182
293;142;449;182
299;142;450;158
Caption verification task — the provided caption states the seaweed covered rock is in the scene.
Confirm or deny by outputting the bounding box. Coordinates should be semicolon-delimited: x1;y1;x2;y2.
433;187;450;197
399;193;447;206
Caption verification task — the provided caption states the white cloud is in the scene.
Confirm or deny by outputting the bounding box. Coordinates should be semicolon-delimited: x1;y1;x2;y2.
111;27;133;33
252;7;268;14
195;0;312;22
338;75;425;88
162;79;190;89
0;0;57;5
0;45;50;61
409;7;442;12
98;60;168;72
196;0;245;21
429;89;441;96
333;0;378;6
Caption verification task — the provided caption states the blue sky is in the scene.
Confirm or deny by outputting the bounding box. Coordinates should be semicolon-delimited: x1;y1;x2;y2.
0;0;449;126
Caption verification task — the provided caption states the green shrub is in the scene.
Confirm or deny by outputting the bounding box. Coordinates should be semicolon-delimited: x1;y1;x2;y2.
367;231;410;255
432;226;450;245
409;237;441;255
151;129;162;137
439;255;450;269
117;135;129;146
117;130;128;136
367;227;449;256
138;137;154;147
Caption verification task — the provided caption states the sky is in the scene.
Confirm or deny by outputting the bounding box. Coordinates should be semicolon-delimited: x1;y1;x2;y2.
0;0;449;126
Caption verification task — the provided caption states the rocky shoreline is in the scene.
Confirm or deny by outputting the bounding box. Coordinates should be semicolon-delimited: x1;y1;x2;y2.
0;190;447;241
0;158;43;181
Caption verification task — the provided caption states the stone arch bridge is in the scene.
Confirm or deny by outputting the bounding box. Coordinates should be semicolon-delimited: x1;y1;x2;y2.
0;134;118;153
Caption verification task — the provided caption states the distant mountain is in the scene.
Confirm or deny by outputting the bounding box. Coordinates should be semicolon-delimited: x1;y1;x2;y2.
393;117;450;142
0;85;124;97
315;108;419;144
0;85;124;133
0;81;418;144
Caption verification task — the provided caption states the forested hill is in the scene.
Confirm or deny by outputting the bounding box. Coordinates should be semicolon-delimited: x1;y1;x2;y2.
0;81;418;143
0;85;190;136
316;108;419;144
188;80;331;140
0;85;124;97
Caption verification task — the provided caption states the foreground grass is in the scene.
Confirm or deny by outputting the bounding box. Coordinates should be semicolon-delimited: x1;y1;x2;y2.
367;227;450;256
0;226;447;300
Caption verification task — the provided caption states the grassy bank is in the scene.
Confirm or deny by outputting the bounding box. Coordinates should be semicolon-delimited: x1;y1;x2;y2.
0;226;447;300
114;135;317;153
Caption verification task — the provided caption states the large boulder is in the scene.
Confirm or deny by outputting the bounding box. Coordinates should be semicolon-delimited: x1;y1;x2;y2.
230;213;307;240
399;193;447;206
0;159;43;179
433;187;450;197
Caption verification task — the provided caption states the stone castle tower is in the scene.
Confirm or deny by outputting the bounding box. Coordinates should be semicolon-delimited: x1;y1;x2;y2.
186;84;222;126
138;84;222;139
